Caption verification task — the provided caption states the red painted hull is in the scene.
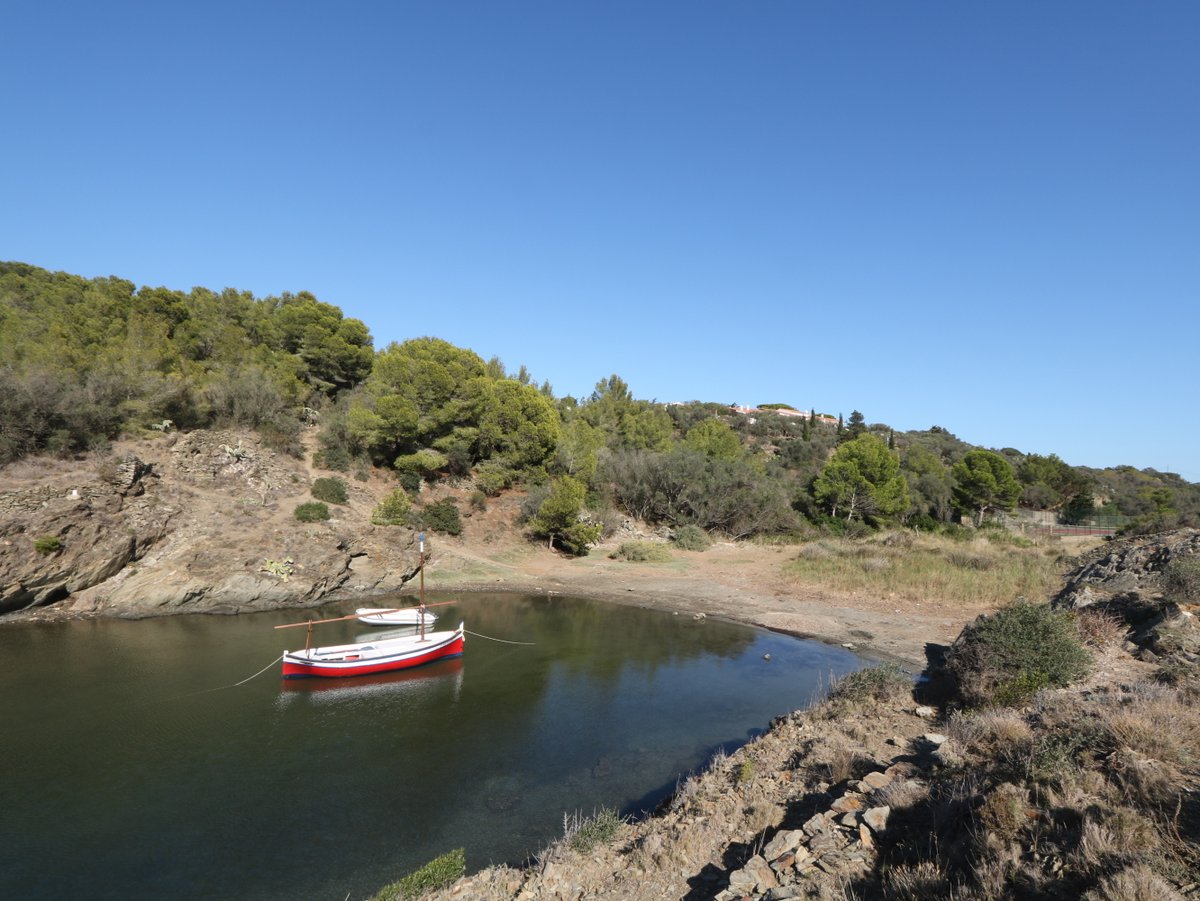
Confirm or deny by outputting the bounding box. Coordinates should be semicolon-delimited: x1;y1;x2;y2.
282;625;465;679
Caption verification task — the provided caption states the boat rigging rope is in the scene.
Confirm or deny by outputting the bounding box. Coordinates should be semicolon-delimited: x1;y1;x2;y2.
464;629;536;646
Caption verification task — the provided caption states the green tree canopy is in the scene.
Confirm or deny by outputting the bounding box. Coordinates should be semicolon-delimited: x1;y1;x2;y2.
901;444;954;523
814;434;909;522
952;449;1021;526
475;379;561;471
527;476;602;555
683;418;742;460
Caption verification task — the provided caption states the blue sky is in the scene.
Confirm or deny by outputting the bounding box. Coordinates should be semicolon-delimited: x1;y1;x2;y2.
3;2;1197;480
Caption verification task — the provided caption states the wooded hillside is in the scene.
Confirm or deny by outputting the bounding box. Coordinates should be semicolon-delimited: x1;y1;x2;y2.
3;261;1196;544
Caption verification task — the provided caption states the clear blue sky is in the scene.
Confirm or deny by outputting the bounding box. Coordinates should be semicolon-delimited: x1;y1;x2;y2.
3;2;1197;481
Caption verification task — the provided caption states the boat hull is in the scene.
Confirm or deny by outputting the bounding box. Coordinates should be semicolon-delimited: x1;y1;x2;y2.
282;624;465;679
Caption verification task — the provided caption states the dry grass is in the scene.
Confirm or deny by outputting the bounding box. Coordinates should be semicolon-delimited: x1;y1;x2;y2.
1097;683;1200;769
1083;864;1186;901
1075;608;1129;648
783;532;1078;606
948;708;1034;753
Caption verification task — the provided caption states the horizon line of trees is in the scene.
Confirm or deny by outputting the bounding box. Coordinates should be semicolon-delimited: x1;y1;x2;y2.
3;261;1197;550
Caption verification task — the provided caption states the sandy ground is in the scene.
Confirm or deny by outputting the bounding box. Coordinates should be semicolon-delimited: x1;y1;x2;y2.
416;514;989;669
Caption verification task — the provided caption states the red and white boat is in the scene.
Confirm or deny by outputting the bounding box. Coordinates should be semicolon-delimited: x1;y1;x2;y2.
281;622;465;679
278;531;465;679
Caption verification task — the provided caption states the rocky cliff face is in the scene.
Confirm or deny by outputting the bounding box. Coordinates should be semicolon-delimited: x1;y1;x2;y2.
0;430;421;619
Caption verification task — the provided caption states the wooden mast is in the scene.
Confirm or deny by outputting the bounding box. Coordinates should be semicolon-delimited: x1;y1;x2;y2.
418;531;427;641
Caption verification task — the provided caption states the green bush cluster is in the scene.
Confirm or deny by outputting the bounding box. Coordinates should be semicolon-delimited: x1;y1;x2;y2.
609;541;672;563
293;502;330;522
416;499;462;536
371;489;412;526
310;477;348;505
369;848;465;901
671;524;712;551
944;600;1091;707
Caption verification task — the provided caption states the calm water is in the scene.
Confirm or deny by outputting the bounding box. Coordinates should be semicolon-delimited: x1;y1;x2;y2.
0;593;861;900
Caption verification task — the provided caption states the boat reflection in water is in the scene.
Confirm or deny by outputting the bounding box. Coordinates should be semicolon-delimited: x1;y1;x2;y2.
277;655;464;705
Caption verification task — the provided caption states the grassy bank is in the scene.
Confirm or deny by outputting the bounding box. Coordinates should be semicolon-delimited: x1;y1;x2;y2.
783;531;1076;607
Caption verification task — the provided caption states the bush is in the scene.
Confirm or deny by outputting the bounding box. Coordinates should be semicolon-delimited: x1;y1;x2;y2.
566;808;622;853
33;535;62;555
1162;555;1200;606
294;502;330;522
944;600;1091;707
468;490;487;511
370;848;465;901
735;759;755;784
416;499;462;536
310;477;348;505
312;445;351;472
475;461;516;496
827;664;913;711
672;524;712;551
371;489;412;526
256;418;303;458
609;541;672;563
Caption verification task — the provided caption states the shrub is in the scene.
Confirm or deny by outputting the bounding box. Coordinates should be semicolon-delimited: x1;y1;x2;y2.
1162;554;1200;606
33;535;62;555
735;759;755;784
827;664;912;711
416;499;462;536
371;489;412;526
566;808;622;853
310;477;348;505
609;541;672;563
396;470;421;494
369;848;465;901
475;461;516;496
256;418;303;458
672;524;712;551
944;600;1092;707
313;445;351;472
468;490;487;511
294;502;330;522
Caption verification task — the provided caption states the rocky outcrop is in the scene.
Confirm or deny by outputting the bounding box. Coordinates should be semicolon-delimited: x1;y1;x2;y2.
1054;528;1200;613
0;455;173;613
1053;528;1200;657
0;432;423;619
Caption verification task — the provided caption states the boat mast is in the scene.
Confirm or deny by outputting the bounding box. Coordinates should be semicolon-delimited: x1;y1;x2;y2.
418;531;427;641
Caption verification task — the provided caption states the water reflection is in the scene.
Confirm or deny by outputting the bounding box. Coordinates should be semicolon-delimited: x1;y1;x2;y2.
0;591;862;901
277;656;464;704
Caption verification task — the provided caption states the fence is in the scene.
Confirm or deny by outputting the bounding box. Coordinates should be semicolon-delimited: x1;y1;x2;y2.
1012;514;1130;539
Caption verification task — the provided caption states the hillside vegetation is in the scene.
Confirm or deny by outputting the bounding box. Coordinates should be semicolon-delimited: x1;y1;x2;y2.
3;261;1197;552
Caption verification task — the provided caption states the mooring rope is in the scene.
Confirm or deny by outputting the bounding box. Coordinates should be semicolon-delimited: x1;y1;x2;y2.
161;653;284;702
464;629;536;646
232;653;285;687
